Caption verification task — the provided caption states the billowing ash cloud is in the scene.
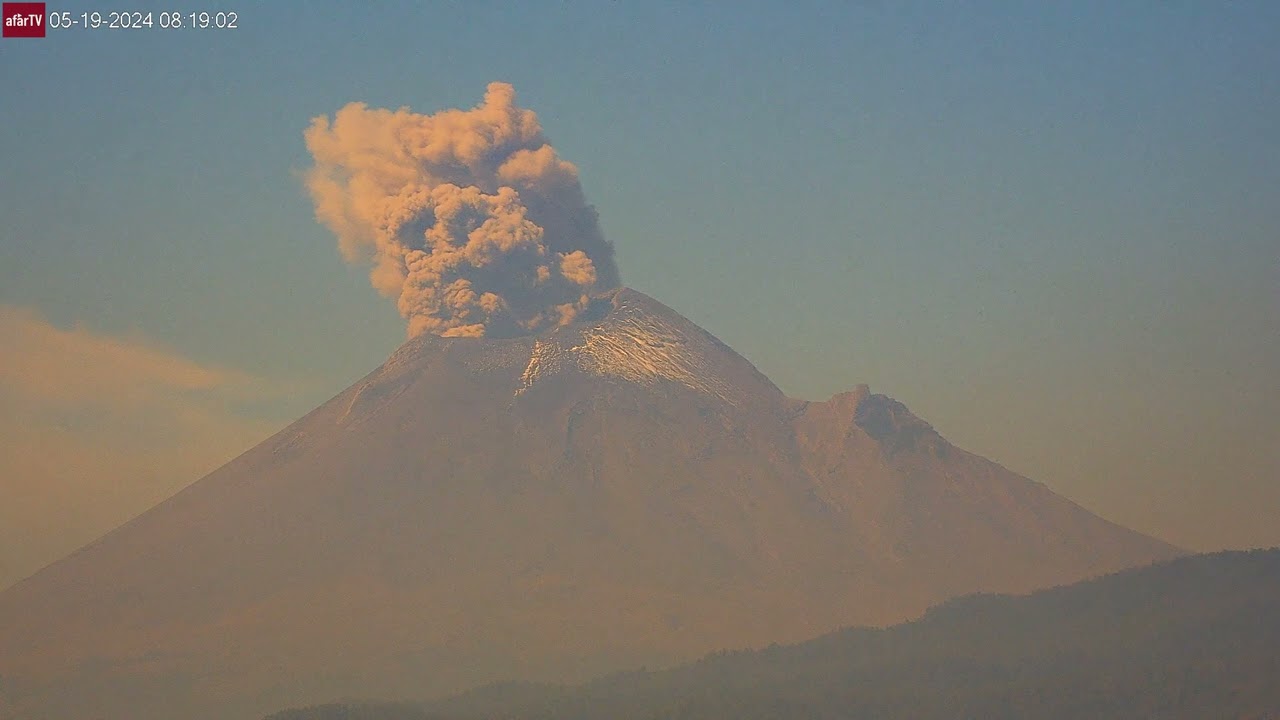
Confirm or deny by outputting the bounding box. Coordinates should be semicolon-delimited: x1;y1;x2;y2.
304;82;620;338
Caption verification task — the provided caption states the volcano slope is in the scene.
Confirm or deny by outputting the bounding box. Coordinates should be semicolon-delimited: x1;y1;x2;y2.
0;289;1178;720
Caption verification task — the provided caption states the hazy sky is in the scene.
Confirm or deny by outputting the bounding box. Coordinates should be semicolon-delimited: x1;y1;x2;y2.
1;1;1276;588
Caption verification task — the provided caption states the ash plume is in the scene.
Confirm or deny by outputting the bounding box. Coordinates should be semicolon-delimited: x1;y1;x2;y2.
304;82;620;338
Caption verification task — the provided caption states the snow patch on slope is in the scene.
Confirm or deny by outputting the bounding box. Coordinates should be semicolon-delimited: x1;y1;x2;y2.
519;339;569;392
517;293;737;403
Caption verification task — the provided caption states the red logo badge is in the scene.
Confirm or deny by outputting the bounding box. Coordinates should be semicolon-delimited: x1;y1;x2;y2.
3;3;46;37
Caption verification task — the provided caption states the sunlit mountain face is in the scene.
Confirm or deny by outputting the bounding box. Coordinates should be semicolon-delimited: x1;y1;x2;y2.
0;288;1177;720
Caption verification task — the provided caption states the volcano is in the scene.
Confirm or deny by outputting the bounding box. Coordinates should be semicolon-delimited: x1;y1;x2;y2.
0;289;1178;720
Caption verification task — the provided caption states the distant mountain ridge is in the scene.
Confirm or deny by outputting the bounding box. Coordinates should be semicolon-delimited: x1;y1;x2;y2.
0;288;1178;720
268;548;1280;720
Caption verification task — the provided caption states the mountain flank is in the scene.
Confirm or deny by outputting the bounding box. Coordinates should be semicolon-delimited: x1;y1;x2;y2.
0;289;1178;720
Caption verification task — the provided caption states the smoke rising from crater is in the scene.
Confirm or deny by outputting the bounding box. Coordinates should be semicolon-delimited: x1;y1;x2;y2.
304;82;620;338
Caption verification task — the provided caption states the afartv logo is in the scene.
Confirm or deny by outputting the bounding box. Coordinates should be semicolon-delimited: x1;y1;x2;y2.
3;2;46;37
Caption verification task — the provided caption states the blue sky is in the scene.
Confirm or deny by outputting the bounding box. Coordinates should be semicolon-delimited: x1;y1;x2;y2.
1;1;1277;585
